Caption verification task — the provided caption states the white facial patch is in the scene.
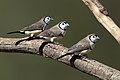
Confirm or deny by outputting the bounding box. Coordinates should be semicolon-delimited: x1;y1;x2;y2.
44;16;51;24
59;22;68;30
90;35;97;42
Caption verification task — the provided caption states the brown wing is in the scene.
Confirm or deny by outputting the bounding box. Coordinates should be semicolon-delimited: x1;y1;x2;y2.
22;22;45;31
68;40;90;53
57;41;91;59
39;29;62;37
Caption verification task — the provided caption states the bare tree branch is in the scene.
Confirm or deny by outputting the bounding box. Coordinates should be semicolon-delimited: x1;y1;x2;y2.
82;0;120;44
0;0;119;80
0;38;120;80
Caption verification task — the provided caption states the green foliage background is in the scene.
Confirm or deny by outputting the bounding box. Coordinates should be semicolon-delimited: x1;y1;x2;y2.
0;0;120;80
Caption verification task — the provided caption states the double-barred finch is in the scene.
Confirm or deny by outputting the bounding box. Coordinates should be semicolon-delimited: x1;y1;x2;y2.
57;34;100;59
38;21;69;42
7;16;54;37
15;21;70;45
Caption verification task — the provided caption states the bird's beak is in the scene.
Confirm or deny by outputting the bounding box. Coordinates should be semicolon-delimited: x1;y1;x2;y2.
67;23;70;27
97;36;100;40
50;18;54;21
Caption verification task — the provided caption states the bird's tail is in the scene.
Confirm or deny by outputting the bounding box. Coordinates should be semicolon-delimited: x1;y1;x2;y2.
15;36;46;46
7;31;25;34
15;37;34;46
56;52;74;60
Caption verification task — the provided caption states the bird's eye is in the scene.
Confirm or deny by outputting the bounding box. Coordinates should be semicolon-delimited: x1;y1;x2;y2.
93;36;95;38
47;17;50;19
62;23;65;25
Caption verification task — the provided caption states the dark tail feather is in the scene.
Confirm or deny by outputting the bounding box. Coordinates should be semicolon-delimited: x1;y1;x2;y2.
7;31;24;34
15;39;26;45
15;37;34;46
56;52;74;60
15;36;46;46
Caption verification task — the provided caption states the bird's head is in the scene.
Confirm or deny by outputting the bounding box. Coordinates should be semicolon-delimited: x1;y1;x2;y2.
58;21;70;31
44;16;54;24
88;34;100;43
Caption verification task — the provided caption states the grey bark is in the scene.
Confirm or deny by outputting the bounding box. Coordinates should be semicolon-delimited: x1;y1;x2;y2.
82;0;120;44
0;38;120;80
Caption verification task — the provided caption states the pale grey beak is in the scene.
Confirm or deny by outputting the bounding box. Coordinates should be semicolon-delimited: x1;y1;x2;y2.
67;23;70;27
97;36;100;40
50;18;54;21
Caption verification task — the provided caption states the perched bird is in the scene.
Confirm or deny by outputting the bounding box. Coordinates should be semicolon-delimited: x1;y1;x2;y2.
7;16;54;37
15;21;70;45
57;34;100;59
38;21;70;42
